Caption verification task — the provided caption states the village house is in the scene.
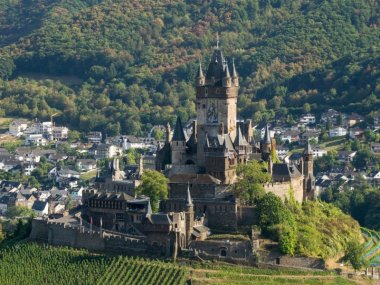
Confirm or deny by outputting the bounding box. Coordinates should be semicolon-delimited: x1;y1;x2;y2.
32;201;49;216
24;134;47;146
312;146;328;157
337;151;357;162
370;143;380;155
89;143;120;159
276;146;289;160
9;120;28;137
345;113;364;128
299;114;316;125
329;126;347;138
349;127;365;139
280;130;300;143
87;132;102;144
52;126;69;141
76;159;97;172
320;109;342;125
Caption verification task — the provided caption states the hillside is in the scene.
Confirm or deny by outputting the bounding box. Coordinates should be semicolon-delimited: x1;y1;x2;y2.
0;0;379;135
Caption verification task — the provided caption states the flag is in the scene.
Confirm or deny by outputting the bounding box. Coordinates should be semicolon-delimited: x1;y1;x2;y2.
79;217;82;226
100;217;103;228
90;216;93;224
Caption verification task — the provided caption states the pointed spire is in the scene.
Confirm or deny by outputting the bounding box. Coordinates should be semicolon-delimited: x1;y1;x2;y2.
172;117;186;141
224;63;231;78
304;140;313;155
146;199;152;217
197;62;204;78
216;32;220;49
232;58;238;77
186;182;193;207
235;126;248;146
264;124;271;144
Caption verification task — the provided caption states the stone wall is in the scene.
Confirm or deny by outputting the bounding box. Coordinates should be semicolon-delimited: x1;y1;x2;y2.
263;178;304;203
237;206;258;226
258;250;325;270
190;240;252;261
30;219;154;255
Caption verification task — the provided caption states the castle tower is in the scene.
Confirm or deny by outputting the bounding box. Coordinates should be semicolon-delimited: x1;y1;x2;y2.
196;43;238;167
171;117;187;165
185;183;194;246
261;124;272;161
303;141;315;200
303;141;313;177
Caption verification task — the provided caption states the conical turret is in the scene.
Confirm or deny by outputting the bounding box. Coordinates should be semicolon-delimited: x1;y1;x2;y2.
196;62;205;86
222;63;231;87
172;117;186;142
263;124;271;144
232;58;239;87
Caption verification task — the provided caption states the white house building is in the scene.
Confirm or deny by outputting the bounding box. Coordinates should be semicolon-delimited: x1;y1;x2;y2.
9;120;28;137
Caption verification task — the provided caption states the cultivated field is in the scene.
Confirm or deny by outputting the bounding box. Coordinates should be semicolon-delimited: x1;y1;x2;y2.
0;243;372;285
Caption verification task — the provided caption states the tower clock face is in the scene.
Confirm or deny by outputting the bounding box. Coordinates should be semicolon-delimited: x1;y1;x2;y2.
207;103;218;123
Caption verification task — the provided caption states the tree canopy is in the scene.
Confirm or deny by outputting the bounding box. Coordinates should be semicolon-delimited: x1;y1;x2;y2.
136;170;168;212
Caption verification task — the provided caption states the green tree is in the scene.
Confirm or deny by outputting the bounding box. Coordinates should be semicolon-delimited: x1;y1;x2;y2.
6;206;36;219
136;170;168;212
233;160;271;205
257;193;295;240
68;130;81;142
341;241;369;271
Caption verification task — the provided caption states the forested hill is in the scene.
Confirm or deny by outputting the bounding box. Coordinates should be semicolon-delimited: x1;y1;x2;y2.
0;0;379;135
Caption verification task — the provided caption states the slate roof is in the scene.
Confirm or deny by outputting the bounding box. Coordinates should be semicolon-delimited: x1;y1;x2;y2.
235;126;248;146
272;163;302;182
150;213;172;225
32;201;48;211
172;117;186;141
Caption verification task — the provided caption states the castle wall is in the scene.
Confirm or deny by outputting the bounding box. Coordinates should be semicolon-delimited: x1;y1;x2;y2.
29;219;155;255
190;240;252;261
258;250;325;270
263;178;304;203
237;206;258;226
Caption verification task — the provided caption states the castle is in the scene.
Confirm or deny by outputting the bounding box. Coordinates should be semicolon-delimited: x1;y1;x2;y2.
30;43;315;261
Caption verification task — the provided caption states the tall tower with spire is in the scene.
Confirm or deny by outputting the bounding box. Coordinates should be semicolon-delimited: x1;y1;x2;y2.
195;38;239;168
185;183;194;246
303;141;315;200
